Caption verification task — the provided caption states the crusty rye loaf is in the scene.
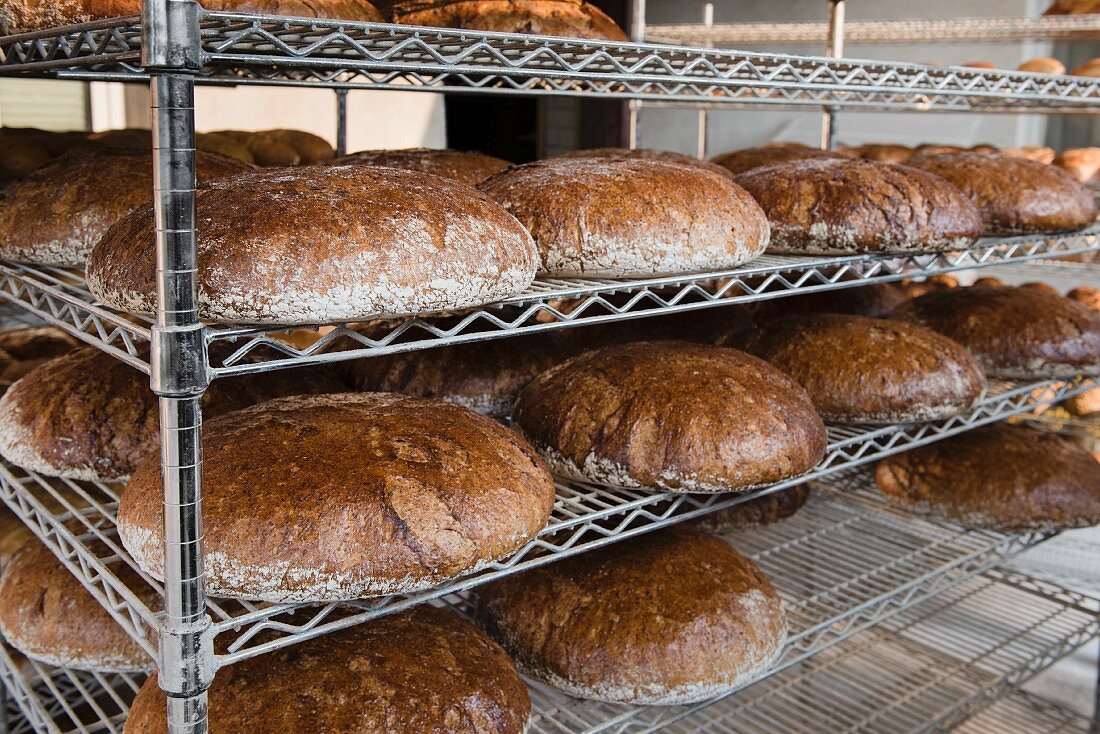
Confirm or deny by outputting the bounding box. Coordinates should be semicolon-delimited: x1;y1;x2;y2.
87;165;538;324
0;147;250;266
732;158;984;255
478;157;770;277
0;538;158;672
475;527;787;705
908;151;1098;234
710;143;847;176
380;0;628;40
875;423;1100;531
693;484;812;534
890;286;1100;379
329;147;512;185
745;313;987;424
512;341;827;492
552;147;734;178
118;392;556;601
749;282;907;320
124;606;530;734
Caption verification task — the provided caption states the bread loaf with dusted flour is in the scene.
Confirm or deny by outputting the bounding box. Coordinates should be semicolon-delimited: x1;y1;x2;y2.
875;423;1100;530
124;606;530;734
553;147;734;177
512;341;826;492
329;147;511;185
710;143;846;176
475;527;786;705
381;0;628;40
732;158;983;255
87;165;538;324
118;393;555;601
479;157;769;277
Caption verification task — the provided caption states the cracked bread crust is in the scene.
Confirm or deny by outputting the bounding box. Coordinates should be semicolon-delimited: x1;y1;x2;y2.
552;147;735;178
328;147;512;185
731;158;984;255
117;392;556;602
474;527;787;705
874;423;1100;531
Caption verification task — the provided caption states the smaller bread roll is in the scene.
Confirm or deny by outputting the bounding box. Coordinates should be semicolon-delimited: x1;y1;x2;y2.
512;341;827;492
552;147;734;178
1068;286;1100;311
1001;146;1056;165
329;148;511;185
1018;57;1066;75
972;276;1005;287
1019;281;1061;296
928;274;959;288
875;423;1100;530
855;144;913;164
196;132;255;164
709;142;844;176
475;527;787;705
964;61;997;69
1065;387;1100;416
693;485;812;533
1072;58;1100;77
1055;148;1100;184
269;129;334;163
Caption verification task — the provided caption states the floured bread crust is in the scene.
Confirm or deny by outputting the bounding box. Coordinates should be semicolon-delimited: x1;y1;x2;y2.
329;147;512;185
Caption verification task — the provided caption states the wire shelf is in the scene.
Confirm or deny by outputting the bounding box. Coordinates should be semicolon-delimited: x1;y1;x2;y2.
0;375;1090;677
4;11;1100;111
954;689;1095;734
645;15;1100;46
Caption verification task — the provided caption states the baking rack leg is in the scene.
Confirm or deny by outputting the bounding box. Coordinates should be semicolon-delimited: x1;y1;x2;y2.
335;88;348;157
821;0;845;150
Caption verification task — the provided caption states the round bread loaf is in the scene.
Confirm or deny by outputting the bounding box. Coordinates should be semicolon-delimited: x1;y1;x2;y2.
1072;58;1100;76
710;143;845;176
973;276;1005;287
87;165;538;324
0;347;347;482
732;158;983;255
118;392;555;601
0;147;250;266
1065;386;1100;416
329;147;512;185
1020;281;1061;296
854;143;914;164
342;332;568;418
745;314;987;424
693;485;812;534
1018;57;1066;74
907;151;1098;234
875;423;1100;530
478;158;769;277
0;326;77;389
890;286;1100;379
552;147;734;178
383;0;628;40
1069;286;1100;310
1;0;382;33
1055;147;1100;183
0;539;157;672
512;341;827;492
475;527;787;705
750;282;907;320
125;606;530;734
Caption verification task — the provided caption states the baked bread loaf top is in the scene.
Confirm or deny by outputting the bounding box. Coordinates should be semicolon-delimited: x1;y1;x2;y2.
1;0;382;34
732;158;984;255
87;165;538;324
875;423;1100;531
693;484;812;534
381;0;628;40
854;143;914;164
512;341;826;492
1069;286;1100;311
0;147;250;266
0;347;346;481
124;606;530;734
552;147;734;177
890;286;1100;379
0;538;157;672
745;313;987;424
475;527;787;705
118;392;555;601
1055;147;1100;184
329;148;512;185
710;143;846;176
908;151;1098;234
478;157;769;277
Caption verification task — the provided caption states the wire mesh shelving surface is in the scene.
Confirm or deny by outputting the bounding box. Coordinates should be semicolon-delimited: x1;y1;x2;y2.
0;374;1090;672
5;10;1100;111
954;689;1095;734
2;229;1095;379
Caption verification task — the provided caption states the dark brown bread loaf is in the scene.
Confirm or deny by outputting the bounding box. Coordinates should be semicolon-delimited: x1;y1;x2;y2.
87;165;538;324
890;286;1100;379
478;158;769;277
1065;387;1100;416
693;484;812;533
561;304;757;351
1068;286;1100;311
749;282;907;320
342;332;569;418
710;143;846;176
908;151;1098;234
512;341;827;492
118;392;555;601
1020;281;1062;296
0;539;157;672
125;606;530;734
745;314;986;424
1;0;382;34
381;0;628;40
475;527;786;704
552;147;734;178
875;423;1100;530
854;144;914;164
329;147;512;185
0;147;250;266
732;158;984;255
0;347;347;481
972;276;1005;287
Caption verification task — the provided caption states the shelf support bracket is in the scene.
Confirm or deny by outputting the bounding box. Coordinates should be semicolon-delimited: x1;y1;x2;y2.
821;0;845;151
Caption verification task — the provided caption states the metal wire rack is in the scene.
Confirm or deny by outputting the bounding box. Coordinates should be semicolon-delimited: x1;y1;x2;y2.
0;374;1089;678
5;11;1100;111
645;15;1100;46
954;689;1095;734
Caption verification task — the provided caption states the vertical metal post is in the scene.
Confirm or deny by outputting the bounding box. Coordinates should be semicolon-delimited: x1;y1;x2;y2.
626;0;646;149
821;0;845;151
335;88;348;156
142;2;213;734
696;3;713;159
